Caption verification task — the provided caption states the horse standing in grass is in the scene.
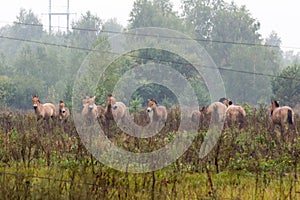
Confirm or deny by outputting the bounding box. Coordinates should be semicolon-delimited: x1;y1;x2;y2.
270;100;295;142
106;95;127;122
225;101;247;128
147;99;168;130
109;94;127;124
58;100;70;122
32;95;56;121
81;96;98;125
204;102;227;125
219;97;230;107
32;95;56;130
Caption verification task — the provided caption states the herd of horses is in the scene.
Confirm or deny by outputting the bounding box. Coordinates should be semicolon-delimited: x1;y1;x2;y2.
31;94;296;142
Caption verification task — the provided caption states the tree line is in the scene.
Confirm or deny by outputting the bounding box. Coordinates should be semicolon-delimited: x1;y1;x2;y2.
0;0;299;110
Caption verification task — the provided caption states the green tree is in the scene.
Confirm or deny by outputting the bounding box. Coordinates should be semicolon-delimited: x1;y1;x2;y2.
271;65;300;107
129;0;184;30
12;8;43;40
71;11;103;49
0;76;16;108
182;0;282;105
10;75;46;109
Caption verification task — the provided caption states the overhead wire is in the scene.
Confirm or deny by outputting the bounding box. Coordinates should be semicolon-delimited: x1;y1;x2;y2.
0;21;300;82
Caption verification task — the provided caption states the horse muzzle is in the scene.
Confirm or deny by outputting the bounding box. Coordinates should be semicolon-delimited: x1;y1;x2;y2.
33;105;38;110
112;105;118;110
147;108;151;112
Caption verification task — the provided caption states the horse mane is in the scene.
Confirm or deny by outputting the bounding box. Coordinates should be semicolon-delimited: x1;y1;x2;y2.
219;97;228;102
273;100;280;107
149;99;157;104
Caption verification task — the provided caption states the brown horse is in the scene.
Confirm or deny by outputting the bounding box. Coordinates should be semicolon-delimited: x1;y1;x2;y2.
81;96;89;108
147;99;168;127
32;95;56;121
204;102;227;126
58;100;70;122
104;95;126;120
219;97;230;107
81;96;98;125
191;109;202;124
225;101;246;128
82;96;104;118
191;106;207;128
270;100;295;141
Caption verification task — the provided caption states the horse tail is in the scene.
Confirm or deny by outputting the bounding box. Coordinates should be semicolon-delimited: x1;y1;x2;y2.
287;109;293;125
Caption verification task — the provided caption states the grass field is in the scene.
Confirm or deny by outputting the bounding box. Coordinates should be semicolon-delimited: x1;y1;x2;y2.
1;105;300;199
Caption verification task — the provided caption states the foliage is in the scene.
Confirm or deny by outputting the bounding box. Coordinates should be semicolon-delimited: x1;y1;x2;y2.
0;76;16;108
271;64;300;106
182;0;280;105
0;105;300;199
0;2;291;110
129;0;184;31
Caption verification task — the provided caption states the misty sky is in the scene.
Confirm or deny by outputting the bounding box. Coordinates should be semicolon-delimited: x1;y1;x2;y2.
0;0;299;51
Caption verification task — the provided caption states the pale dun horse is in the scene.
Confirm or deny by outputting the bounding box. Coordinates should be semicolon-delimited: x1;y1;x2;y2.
58;100;70;122
81;96;98;125
225;101;246;128
103;94;127;134
109;94;127;124
270;100;295;142
32;95;56;130
147;99;168;131
205;102;227;125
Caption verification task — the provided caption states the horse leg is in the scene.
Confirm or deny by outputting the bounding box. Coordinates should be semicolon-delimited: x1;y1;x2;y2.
269;123;279;145
280;123;287;143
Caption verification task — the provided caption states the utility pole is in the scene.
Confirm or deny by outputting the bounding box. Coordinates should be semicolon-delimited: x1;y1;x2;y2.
43;0;76;33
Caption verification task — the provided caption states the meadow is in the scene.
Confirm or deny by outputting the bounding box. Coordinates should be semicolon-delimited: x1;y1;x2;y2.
1;104;300;199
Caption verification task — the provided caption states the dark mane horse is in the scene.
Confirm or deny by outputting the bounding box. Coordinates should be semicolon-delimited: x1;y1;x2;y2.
205;102;227;124
58;100;70;122
100;94;127;136
270;100;295;141
225;101;246;128
147;99;168;127
32;95;56;132
32;95;56;121
81;96;98;125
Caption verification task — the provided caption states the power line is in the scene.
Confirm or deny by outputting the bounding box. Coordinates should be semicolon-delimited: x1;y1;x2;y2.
0;33;300;82
1;20;299;50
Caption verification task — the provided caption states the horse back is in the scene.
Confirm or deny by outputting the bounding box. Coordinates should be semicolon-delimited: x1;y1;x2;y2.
111;102;126;118
158;105;168;121
226;105;246;122
43;103;56;117
280;106;294;124
272;106;294;125
207;102;226;114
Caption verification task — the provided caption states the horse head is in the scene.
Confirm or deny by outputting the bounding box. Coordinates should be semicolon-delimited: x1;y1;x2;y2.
107;94;118;110
59;100;66;113
87;96;96;111
32;95;40;110
147;99;157;113
270;100;280;115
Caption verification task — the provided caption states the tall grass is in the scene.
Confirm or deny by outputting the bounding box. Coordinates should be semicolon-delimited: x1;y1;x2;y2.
0;105;300;199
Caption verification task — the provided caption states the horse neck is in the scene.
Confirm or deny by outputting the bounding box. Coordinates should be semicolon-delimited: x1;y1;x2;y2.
271;106;279;116
151;104;160;116
105;102;113;113
59;106;64;113
35;102;44;113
